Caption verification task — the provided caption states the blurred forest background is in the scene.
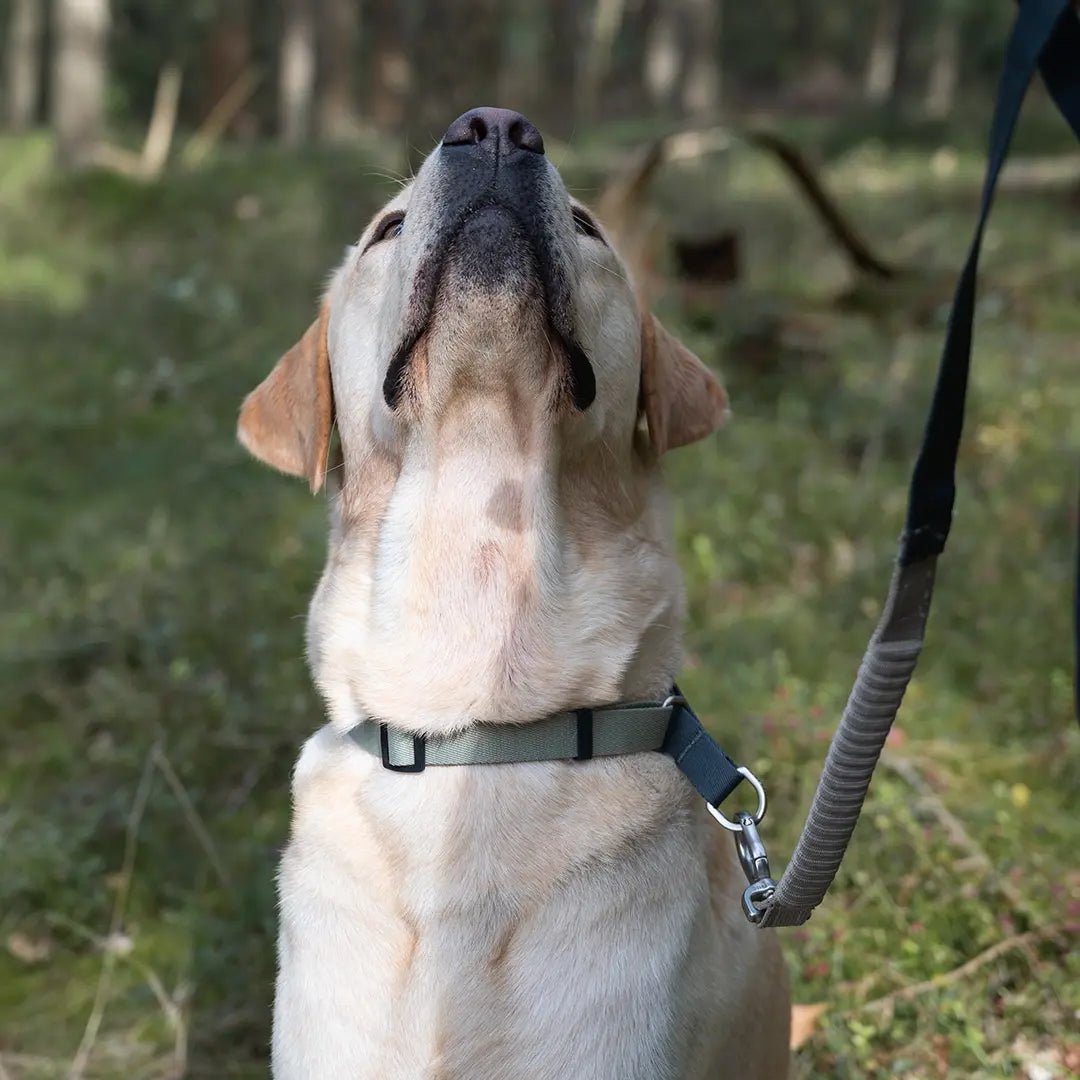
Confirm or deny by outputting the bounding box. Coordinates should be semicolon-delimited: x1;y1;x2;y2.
0;0;1063;165
2;1;1080;1078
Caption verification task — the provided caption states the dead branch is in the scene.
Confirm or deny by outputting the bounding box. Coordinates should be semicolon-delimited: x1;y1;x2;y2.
89;64;182;182
596;121;899;294
152;744;233;893
741;128;899;280
882;752;1039;927
46;910;187;1072
69;748;157;1079
859;923;1071;1015
182;67;260;169
595;140;669;298
141;63;183;177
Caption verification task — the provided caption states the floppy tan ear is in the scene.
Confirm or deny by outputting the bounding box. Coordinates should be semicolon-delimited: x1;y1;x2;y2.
237;303;333;493
640;312;728;454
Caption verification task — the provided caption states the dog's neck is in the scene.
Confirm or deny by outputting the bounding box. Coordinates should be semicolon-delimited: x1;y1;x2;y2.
306;388;684;735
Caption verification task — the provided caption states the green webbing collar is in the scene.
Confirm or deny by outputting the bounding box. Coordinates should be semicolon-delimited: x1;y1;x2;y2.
347;700;675;772
347;694;758;916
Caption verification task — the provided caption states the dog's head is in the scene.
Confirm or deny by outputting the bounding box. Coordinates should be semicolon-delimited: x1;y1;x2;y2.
237;108;729;726
237;107;727;495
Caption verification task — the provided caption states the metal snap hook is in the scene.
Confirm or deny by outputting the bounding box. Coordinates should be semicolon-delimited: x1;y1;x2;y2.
730;810;778;924
732;811;770;883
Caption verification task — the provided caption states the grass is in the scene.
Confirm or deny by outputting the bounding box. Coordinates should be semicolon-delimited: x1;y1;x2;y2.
1;118;1078;1078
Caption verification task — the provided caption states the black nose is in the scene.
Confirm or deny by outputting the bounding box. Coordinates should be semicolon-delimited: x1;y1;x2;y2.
441;107;545;156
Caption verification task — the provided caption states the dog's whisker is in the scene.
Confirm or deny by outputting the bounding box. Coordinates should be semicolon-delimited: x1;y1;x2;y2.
362;170;413;190
584;254;629;286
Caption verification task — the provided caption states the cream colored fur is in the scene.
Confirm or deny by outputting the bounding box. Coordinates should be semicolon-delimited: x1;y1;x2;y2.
239;136;790;1079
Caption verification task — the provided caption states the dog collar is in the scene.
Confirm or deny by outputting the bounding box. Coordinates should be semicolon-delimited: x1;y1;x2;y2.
346;691;761;822
347;691;775;921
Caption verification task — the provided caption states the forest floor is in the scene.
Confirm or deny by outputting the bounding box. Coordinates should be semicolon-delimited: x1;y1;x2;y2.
2;116;1079;1078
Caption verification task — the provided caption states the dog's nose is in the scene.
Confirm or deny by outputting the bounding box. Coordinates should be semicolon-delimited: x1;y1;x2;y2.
441;107;545;156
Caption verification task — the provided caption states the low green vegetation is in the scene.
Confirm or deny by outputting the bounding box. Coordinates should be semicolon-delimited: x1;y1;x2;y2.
2;122;1078;1078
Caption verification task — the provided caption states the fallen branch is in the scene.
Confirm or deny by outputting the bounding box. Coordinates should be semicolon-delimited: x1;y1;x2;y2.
596;121;899;292
882;752;1039;929
152;744;233;893
68;748;157;1079
1;1055;67;1078
859;923;1071;1015
182;67;260;169
741;128;899;280
140;63;183;177
89;63;182;182
46;911;187;1075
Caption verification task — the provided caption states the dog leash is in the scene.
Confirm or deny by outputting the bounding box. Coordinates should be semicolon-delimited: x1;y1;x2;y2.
746;0;1080;928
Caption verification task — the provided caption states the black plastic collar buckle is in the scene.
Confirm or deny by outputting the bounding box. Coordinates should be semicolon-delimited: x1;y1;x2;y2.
379;724;426;772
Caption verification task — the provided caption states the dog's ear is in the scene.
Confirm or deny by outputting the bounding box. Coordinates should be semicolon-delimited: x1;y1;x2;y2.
238;303;333;493
640;312;728;454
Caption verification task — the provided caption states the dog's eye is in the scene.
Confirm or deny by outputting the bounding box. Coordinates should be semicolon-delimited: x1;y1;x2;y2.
367;212;405;249
571;207;603;242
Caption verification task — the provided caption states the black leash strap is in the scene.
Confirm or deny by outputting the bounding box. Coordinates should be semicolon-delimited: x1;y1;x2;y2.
752;0;1080;928
904;0;1080;565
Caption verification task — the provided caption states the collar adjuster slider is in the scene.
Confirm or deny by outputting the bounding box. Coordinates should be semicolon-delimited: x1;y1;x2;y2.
380;724;426;772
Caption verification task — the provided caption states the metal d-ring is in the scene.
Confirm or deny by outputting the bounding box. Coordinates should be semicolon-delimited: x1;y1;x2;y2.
706;766;767;832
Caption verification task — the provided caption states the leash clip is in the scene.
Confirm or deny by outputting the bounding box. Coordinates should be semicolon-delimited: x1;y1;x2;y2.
732;811;777;924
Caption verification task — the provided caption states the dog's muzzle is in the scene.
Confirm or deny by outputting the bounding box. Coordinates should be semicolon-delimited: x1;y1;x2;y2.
382;107;596;412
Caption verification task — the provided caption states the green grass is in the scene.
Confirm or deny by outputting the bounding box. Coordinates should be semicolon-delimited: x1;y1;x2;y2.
1;125;1078;1078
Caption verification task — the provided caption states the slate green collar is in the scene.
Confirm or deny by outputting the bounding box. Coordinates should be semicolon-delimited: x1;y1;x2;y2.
346;693;766;920
347;699;678;773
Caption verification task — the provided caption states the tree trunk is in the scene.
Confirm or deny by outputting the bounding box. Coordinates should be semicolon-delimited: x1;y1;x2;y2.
606;0;658;117
52;0;110;168
407;0;505;169
405;0;453;161
316;0;360;141
864;0;901;104
366;0;409;132
681;0;721;118
790;0;816;68
645;1;681;112
201;2;256;140
497;0;541;116
5;0;44;130
888;0;916;111
924;9;959;119
579;0;624;127
541;0;584;137
280;0;316;146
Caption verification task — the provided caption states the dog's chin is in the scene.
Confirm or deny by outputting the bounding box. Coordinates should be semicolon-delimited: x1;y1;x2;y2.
419;283;554;408
384;206;596;411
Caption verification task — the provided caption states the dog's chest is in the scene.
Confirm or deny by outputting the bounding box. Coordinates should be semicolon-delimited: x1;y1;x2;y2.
273;726;721;1079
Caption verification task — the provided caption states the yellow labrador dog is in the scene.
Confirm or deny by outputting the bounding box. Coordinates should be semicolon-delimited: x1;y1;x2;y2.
239;107;789;1080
